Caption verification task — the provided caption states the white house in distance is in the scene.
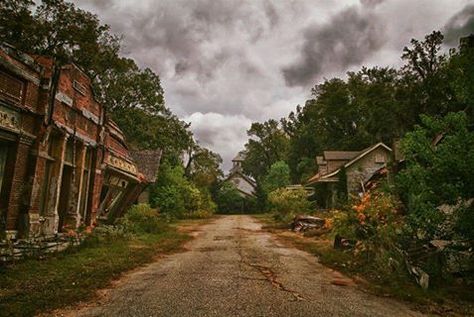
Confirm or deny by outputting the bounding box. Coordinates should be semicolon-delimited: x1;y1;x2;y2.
226;152;256;197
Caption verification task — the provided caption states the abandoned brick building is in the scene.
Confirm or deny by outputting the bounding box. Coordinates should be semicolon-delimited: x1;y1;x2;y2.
0;43;152;241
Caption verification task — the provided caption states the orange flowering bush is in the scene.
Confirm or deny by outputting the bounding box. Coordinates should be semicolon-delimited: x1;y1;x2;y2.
335;191;404;265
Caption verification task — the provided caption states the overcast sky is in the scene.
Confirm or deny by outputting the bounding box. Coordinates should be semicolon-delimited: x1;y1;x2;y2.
74;0;474;170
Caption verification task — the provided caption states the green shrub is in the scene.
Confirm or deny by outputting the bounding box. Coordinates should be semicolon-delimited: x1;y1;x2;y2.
262;161;290;194
268;187;312;222
215;182;245;214
118;204;166;234
88;225;133;243
151;161;217;219
333;192;406;280
152;185;186;218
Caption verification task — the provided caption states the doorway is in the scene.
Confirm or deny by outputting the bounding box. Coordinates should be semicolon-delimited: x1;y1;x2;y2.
57;165;73;231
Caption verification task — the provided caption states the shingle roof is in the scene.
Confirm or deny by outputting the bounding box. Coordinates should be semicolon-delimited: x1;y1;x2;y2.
306;143;392;185
130;149;163;183
323;151;360;161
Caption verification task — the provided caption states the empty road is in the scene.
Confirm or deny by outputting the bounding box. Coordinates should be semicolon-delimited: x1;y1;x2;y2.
71;215;423;317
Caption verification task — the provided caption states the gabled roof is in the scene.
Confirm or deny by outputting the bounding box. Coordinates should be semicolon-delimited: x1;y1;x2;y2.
323;150;360;161
130;149;163;183
306;142;392;185
226;170;256;188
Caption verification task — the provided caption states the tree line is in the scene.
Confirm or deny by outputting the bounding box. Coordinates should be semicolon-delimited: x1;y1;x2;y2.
242;31;473;185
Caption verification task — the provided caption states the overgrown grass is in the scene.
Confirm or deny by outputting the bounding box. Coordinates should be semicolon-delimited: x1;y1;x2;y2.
255;213;474;316
0;222;194;316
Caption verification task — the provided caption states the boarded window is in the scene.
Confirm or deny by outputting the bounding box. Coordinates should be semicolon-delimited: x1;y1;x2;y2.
0;71;23;104
375;154;385;163
73;80;87;96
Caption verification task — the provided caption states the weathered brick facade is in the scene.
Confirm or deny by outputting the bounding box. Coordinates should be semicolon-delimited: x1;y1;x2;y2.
0;44;149;241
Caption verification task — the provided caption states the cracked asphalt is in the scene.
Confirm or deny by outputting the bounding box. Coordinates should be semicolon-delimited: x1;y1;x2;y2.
72;215;424;317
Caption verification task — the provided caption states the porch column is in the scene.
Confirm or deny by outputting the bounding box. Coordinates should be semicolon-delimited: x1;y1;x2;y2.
87;148;104;227
44;134;67;235
5;138;32;239
64;142;86;229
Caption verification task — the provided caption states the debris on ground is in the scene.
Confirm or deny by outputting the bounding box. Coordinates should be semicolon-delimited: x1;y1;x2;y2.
333;234;356;250
291;215;326;232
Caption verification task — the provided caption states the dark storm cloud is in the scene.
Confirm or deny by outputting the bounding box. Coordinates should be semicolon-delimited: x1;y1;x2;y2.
282;6;385;87
360;0;385;8
106;0;270;80
444;4;474;45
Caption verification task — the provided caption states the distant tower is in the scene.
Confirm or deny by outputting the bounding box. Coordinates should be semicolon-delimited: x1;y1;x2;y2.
230;151;245;173
226;151;256;198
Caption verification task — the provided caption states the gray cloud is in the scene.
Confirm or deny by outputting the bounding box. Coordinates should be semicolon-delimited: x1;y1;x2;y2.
360;0;385;8
282;6;385;87
444;4;474;46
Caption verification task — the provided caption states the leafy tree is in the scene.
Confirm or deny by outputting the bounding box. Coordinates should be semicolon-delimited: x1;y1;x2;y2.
396;112;474;241
151;162;216;218
97;57;166;116
262;161;290;194
0;0;121;73
242;119;289;181
401;31;460;118
184;145;223;189
215;182;245;214
347;67;407;143
110;107;193;159
448;35;474;122
282;78;370;182
0;0;36;49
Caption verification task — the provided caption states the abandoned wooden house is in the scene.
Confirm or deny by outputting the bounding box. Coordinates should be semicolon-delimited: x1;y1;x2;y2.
0;43;153;242
226;152;256;198
306;142;392;207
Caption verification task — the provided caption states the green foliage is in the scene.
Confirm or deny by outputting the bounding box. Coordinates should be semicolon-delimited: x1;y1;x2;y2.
262;161;290;194
185;146;223;189
254;181;268;212
242;119;289;181
151;162;216;219
396;112;474;241
449;36;474;122
268;188;312;222
336;167;348;205
0;0;121;75
118;204;166;234
215;182;245;214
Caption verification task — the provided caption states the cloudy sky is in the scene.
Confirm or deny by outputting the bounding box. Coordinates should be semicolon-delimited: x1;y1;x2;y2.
75;0;474;170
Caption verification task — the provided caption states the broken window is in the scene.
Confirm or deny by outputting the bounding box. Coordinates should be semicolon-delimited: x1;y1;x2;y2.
98;174;129;219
